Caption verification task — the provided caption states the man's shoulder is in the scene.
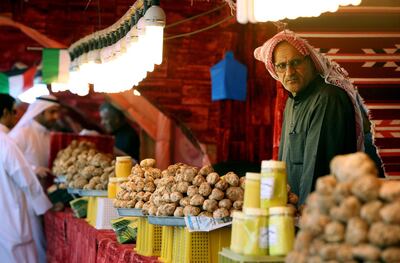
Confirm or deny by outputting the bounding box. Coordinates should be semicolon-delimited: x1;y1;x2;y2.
316;81;349;100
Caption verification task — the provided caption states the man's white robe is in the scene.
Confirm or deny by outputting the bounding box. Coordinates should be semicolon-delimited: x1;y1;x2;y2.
0;131;52;263
9;120;50;263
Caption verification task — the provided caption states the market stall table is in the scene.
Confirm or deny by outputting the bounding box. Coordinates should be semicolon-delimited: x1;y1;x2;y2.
44;209;160;263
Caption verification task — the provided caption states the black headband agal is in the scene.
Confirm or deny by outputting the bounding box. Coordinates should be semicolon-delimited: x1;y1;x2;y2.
36;97;60;104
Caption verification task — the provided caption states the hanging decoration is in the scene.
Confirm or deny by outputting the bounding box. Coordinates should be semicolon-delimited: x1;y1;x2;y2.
0;67;36;98
48;0;166;96
236;0;362;24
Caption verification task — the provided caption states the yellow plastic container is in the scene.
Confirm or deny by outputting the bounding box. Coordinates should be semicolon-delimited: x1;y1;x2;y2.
268;207;294;256
85;196;98;227
219;248;285;263
243;172;261;209
115;156;133;178
172;226;231;263
135;217;163;257
260;160;287;209
107;177;118;199
230;211;246;254
241;208;268;256
159;226;174;263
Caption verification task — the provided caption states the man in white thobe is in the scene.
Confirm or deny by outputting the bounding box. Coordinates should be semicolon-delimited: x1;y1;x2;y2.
0;94;52;263
9;95;60;263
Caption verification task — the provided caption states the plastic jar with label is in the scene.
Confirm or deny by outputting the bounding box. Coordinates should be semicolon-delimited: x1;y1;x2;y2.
243;172;261;209
115;156;133;178
260;160;287;209
107;177;118;198
268;207;294;256
230;211;246;254
241;208;268;256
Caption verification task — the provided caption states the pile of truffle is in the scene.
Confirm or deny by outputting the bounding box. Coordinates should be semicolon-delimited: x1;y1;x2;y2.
52;140;115;190
113;158;159;209
114;158;245;218
286;152;400;263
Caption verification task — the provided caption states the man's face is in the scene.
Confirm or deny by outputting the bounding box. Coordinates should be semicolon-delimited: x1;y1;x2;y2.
36;105;60;129
273;41;317;95
2;103;17;129
100;109;119;134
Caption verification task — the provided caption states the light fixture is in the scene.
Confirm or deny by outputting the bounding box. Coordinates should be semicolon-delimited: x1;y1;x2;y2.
237;0;363;23
144;0;166;65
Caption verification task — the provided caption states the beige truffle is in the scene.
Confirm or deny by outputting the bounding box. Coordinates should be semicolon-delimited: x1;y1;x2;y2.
179;197;191;207
379;181;400;202
294;230;313;252
232;201;243;210
183;167;198;183
351;176;381;202
209;188;225;201
206;172;220;185
215;179;229;191
226;187;244;202
380;202;400;224
316;175;337;195
203;199;219;213
352;244;381;262
190;194;205;206
199;165;214;176
183;205;201;216
333;182;352;203
176;182;190;194
213;208;230;218
187;185;199;197
198;182;212;197
224;172;240;187
336;244;353;262
239;177;245;190
193;175;206;186
330;196;361;223
381;247;400;263
360;200;383;224
218;199;232;210
285;251;307;263
170;191;184;203
368;222;400;247
306;192;335;215
324;221;345;243
319;243;339;260
174;207;184;217
330;152;378;182
345;217;368;245
300;212;330;236
135;200;144;209
140;158;156;168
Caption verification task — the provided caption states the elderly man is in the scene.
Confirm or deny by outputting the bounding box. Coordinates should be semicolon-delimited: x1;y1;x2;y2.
0;93;17;133
9;94;60;263
254;30;383;205
0;94;52;263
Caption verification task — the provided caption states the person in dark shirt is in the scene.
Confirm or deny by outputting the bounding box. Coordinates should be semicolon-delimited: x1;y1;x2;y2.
99;102;140;162
254;30;384;205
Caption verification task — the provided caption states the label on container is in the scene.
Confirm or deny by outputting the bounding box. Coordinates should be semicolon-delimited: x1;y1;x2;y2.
259;227;269;248
260;177;275;199
268;225;278;246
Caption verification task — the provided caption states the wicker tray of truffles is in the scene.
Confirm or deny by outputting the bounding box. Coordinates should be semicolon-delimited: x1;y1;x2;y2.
117;208;145;217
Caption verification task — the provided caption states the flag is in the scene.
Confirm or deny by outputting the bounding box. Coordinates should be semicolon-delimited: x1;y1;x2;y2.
42;48;70;84
0;67;36;97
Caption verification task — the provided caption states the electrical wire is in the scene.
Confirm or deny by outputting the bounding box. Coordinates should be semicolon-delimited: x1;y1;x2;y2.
165;3;227;29
164;15;233;40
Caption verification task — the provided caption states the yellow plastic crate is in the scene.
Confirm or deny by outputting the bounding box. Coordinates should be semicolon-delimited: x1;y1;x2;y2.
159;226;174;263
219;248;285;263
85;196;97;226
135;217;163;257
171;226;231;263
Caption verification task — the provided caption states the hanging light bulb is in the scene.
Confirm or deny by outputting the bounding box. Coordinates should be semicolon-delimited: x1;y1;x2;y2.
239;0;363;23
144;0;166;65
137;14;155;73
